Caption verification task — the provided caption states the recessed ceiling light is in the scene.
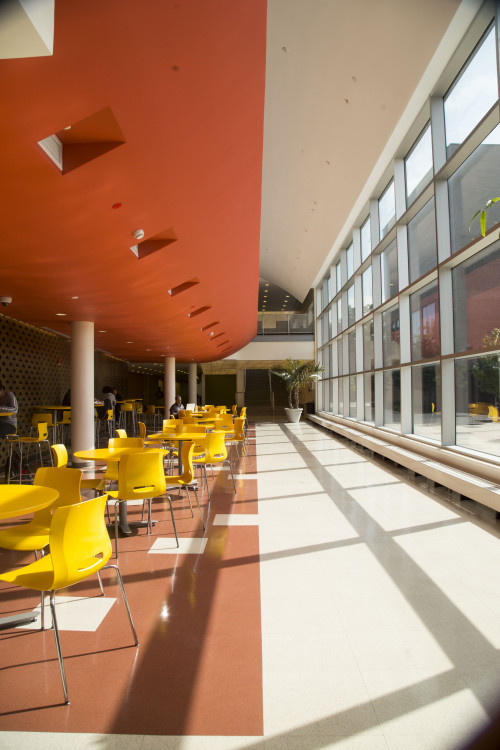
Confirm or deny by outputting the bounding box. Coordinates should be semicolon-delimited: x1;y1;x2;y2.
146;348;152;351
265;283;269;286
126;341;134;344
71;296;79;300
56;313;67;316
64;125;71;131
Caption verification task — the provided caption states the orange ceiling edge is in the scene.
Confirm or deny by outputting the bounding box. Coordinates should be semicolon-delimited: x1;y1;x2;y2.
0;0;267;363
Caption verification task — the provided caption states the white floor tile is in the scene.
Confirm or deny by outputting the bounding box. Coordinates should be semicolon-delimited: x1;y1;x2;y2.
213;513;259;525
148;537;208;554
16;594;116;632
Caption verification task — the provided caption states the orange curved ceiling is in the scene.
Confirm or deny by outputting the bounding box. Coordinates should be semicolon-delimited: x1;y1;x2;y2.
0;0;266;362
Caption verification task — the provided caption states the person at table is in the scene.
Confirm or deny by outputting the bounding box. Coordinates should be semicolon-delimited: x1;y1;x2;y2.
100;386;116;420
169;395;184;418
0;382;18;439
0;382;19;480
113;387;122;425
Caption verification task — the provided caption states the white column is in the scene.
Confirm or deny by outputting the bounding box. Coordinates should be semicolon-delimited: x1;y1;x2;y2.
236;368;245;406
71;321;94;462
164;357;176;414
188;363;197;404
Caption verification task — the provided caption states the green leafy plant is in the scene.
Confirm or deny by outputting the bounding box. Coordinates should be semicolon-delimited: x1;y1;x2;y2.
469;197;500;237
270;358;324;409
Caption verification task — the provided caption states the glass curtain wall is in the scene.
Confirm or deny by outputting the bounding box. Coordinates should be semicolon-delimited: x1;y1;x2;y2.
316;7;500;459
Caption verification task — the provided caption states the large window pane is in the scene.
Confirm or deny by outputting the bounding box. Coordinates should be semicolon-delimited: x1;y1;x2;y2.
381;240;398;302
363;319;374;371
347;284;355;327
444;25;498;159
362;266;373;315
405;124;433;205
336;261;341;293
410;281;440;360
407;198;437;283
379;180;395;240
348;330;356;373
346;243;354;279
383;369;400;429
337;299;342;332
349;376;357;417
338;377;344;415
453;241;500;353
449;124;500;254
337;337;344;376
412;363;441;440
361;218;371;262
364;373;375;423
383;305;400;366
455;354;500;457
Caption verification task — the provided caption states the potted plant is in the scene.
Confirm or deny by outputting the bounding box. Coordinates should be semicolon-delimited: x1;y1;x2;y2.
271;358;324;423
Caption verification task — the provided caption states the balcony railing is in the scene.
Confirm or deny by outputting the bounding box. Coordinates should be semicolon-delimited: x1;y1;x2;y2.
255;312;314;336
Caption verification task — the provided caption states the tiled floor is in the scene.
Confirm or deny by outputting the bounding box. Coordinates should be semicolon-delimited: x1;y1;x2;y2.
2;422;500;748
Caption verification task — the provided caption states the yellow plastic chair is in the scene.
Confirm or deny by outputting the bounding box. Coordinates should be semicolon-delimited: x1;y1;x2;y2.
115;428;127;438
217;413;234;432
118;401;137;434
164;441;206;529
0;465;82;555
103;437;144;484
231;405;238;416
225;417;251;465
32;412;59;444
146;404;160;430
193;431;236;500
163;418;177;431
488;405;499;422
0;493;138;704
108;451;178;559
51;444;106;496
7;422;53;483
59;410;72;445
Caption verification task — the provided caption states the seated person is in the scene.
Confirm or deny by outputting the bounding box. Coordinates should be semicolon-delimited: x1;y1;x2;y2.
169;395;184;418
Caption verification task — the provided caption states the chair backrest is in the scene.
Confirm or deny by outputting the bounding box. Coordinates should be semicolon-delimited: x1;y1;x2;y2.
232;405;238;416
179;441;195;483
183;417;197;424
32;412;54;428
138;421;146;440
115;428;127;438
49;494;111;591
51;443;68;468
108;437;143;449
146;404;156;415
204;405;214;410
106;409;114;422
33;466;83;525
122;402;134;412
220;413;233;427
233;417;245;439
62;411;71;425
180;423;206;433
36;422;49;440
117;451;166;500
204;431;228;462
163;418;176;431
240;406;247;418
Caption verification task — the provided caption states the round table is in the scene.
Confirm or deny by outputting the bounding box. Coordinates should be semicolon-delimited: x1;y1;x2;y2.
146;432;207;473
0;485;59;629
73;447;168;535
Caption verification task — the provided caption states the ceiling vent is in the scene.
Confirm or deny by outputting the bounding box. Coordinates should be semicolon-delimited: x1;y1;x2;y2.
201;321;219;331
37;134;63;170
211;332;225;341
188;305;211;318
131;227;178;259
168;278;199;297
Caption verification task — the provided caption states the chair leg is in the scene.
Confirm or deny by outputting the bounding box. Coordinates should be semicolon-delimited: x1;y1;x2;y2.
50;592;70;704
96;570;105;596
102;564;139;645
191;484;206;530
226;459;237;493
40;590;46;630
114;500;121;559
166;495;179;547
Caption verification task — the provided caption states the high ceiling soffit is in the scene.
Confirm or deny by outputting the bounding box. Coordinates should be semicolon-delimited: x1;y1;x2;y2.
0;0;266;363
260;0;467;302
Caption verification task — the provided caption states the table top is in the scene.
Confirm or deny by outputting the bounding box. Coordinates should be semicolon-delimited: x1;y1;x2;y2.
0;485;59;520
34;405;72;410
74;447;168;461
147;431;208;442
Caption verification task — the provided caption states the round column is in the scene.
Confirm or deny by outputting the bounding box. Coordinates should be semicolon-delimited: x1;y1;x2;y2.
164;357;176;416
71;321;95;462
188;363;197;405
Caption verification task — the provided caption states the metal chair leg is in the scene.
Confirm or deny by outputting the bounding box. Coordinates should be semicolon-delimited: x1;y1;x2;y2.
166;495;179;547
192;484;206;529
50;592;70;704
96;570;105;596
102;564;139;645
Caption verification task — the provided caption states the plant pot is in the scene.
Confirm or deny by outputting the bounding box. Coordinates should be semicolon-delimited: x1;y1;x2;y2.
285;407;303;423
